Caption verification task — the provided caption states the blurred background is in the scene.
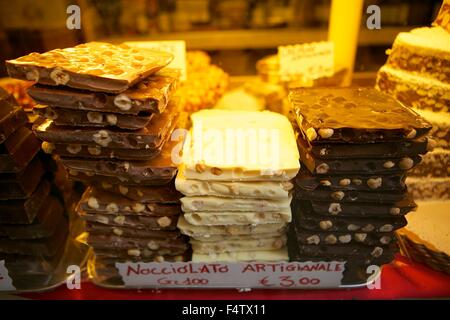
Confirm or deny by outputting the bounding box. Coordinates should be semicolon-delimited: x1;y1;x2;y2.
0;0;443;76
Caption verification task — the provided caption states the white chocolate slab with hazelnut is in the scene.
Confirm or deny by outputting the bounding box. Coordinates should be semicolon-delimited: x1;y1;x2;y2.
180;195;292;212
192;247;288;262
183;110;300;181
190;236;287;254
175;165;292;199
177;215;287;238
184;208;291;226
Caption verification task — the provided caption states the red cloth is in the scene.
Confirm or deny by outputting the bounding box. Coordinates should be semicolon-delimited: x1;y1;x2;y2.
21;255;450;300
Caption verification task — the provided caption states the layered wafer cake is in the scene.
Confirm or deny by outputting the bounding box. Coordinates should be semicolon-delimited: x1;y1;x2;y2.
375;8;450;201
288;87;432;285
0;87;70;289
175;110;300;262
7;42;190;286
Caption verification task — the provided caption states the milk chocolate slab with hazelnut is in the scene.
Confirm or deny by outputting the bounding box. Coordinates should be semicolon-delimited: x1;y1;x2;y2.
298;135;422;175
94;249;187;261
295;187;407;204
302;136;430;160
34;100;179;150
0;88;28;144
290;87;432;143
87;234;188;254
308;196;416;217
0;196;64;240
294;227;396;247
0;156;44;200
78;208;179;230
295;166;406;192
61;152;177;185
98;182;181;204
86;222;185;240
0;219;68;257
34;105;155;130
0;179;51;224
68;170;174;186
78;187;181;217
0;126;41;173
6;42;173;93
27;69;178;115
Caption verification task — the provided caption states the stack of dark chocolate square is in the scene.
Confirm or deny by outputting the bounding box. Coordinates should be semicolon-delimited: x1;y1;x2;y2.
6;42;190;284
287;88;433;285
0;87;68;288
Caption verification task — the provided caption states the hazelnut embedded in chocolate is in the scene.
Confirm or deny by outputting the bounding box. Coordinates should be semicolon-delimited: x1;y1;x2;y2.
389;207;401;215
347;224;360;231
338;234;352;244
379;224;393;232
127;249;141;257
324;234;337;244
316;163;330;174
87;197;99;209
367;177;382;189
328;203;342;215
114;94;132;111
319;220;333;230
50;67;70;85
306;235;320;245
318;128;334;139
93;130;112;147
354;233;367;242
339;178;351;186
157;216;172;227
331;191;345;201
306;127;317;141
371;247;383;258
87;111;103;124
113;215;125;225
106;202;119;213
399;157;414;170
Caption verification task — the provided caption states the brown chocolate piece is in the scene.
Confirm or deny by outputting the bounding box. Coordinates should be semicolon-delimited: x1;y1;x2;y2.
27;69;178;115
33;100;179;150
78;208;178;230
39;108;179;161
0;219;68;257
0;179;51;224
61;141;178;185
298;135;422;175
294;228;396;246
0;196;64;239
33;105;154;130
308;197;416;217
295;242;398;259
301;135;429;159
87;234;188;253
78;186;181;216
292;200;408;232
0;88;28;143
0;156;45;199
86;222;184;240
295;166;406;192
68;170;174;186
98;181;181;203
295;187;407;204
6;42;173;93
290;87;432;143
0;126;41;172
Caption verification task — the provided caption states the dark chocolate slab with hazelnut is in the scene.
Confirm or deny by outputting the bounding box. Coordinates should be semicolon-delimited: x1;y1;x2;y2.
33;100;179;150
294;166;407;192
78;186;181;216
27;69;178;115
289;87;432;143
86;222;184;240
298;134;422;175
308;196;416;217
295;186;407;204
291;200;408;232
6;42;173;93
0;87;28;144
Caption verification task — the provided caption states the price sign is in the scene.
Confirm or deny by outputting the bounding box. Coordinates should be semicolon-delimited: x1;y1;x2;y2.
278;41;334;82
0;260;15;291
125;40;187;81
116;261;345;289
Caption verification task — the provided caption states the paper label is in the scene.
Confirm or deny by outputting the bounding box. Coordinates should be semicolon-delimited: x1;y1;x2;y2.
0;260;15;291
116;261;345;289
125;40;187;81
278;41;334;81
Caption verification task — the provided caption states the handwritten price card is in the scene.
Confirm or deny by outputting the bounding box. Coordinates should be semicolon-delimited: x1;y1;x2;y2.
125;40;187;81
278;41;334;82
116;261;345;289
0;260;15;291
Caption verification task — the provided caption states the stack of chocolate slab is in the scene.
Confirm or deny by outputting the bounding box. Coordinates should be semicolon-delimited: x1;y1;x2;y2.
0;87;68;287
6;42;190;282
176;110;300;262
288;88;432;285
